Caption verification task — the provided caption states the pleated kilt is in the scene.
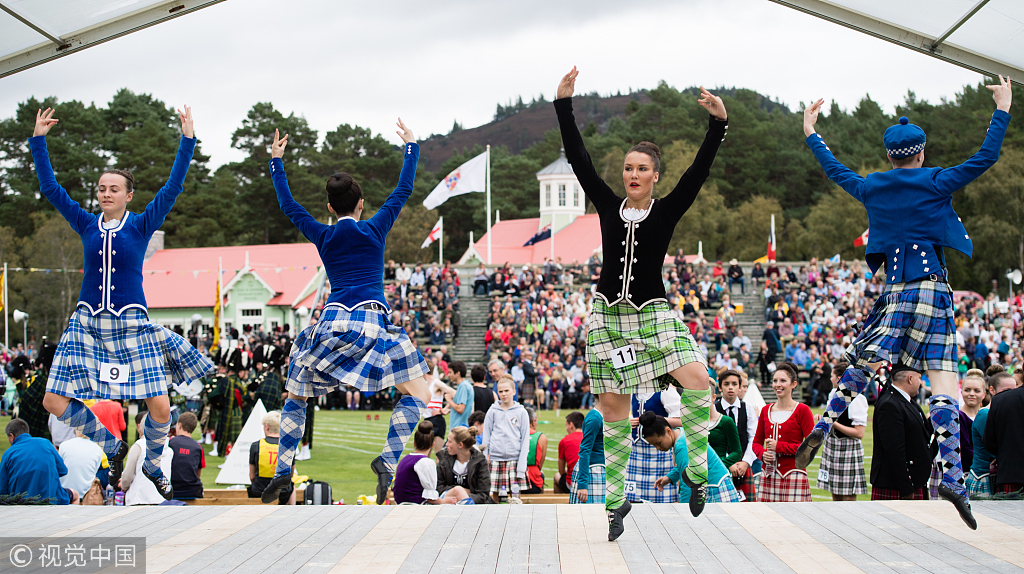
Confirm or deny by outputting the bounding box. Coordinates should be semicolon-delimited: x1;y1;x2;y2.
708;474;745;503
48;306;214;400
816;433;867;496
587;299;706;395
286;304;428;397
625;438;678;503
757;467;811;502
996;483;1024;495
735;467;758;501
928;462;942;501
966;469;994;499
569;463;606;504
842;278;956;373
871;487;925;500
488;459;526;494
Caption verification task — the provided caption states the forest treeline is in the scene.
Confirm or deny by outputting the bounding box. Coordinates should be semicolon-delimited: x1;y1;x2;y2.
0;81;1022;341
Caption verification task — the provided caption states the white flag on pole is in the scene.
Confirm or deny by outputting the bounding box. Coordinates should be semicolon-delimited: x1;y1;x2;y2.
423;151;487;209
421;217;443;249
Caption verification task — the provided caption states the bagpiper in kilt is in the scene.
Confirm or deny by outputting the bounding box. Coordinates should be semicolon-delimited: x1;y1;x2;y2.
797;86;1013;530
554;72;729;538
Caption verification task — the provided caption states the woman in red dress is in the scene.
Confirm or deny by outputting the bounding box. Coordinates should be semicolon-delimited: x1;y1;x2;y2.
753;362;814;502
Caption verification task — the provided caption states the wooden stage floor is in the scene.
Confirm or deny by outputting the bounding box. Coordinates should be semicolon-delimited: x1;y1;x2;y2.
1;501;1022;573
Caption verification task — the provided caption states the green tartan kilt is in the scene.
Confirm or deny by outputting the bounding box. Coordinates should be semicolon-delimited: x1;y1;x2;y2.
586;298;706;394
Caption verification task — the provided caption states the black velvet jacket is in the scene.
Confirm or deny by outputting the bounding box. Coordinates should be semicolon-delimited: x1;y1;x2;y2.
554;97;727;309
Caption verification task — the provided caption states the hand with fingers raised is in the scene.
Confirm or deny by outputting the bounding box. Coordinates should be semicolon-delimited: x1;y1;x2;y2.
178;105;194;139
33;108;59;138
987;74;1012;112
396;118;415;144
803;98;825;137
698;86;727;121
557;66;578;100
271;129;289;159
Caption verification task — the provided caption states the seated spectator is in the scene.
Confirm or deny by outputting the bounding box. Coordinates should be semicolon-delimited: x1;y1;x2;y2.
121;413;174;505
524;408;547;494
90;399;127;441
727;259;745;294
48;413;76;449
393;421;445;504
58;430;104;502
555;411;584;494
248;411;295;505
0;419;75;504
468;411;486;446
170;412;205;501
436;426;492;504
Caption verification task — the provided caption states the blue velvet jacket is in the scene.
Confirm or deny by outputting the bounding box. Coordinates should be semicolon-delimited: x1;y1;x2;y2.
271;142;419;312
30;136;197;315
806;110;1010;284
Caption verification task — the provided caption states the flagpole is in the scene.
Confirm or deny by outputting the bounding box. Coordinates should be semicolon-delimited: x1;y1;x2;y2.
3;262;7;351
217;257;223;346
439;217;444;265
486;145;492;265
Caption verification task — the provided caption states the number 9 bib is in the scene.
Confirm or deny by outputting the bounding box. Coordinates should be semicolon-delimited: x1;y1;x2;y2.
100;363;131;384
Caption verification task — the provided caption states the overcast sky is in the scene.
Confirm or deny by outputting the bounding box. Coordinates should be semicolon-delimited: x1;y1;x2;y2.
0;0;983;169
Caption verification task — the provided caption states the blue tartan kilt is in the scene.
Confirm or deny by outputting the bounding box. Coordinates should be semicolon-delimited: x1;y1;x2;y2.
707;474;745;503
966;469;993;499
842;279;956;373
626;438;678;503
47;306;214;400
569;463;606;504
286;304;428;397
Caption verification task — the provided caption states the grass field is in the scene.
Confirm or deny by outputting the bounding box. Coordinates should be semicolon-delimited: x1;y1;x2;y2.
0;406;877;504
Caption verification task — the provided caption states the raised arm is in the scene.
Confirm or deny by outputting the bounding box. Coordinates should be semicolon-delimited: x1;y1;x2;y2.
138;106;197;236
368;118;419;238
803;98;866;202
28;108;92;234
269;129;327;244
660;87;729;218
934;76;1013;195
554;67;618;211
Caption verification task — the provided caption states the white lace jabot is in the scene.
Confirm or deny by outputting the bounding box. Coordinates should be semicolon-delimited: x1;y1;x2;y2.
102;218;120;229
622;207;649;221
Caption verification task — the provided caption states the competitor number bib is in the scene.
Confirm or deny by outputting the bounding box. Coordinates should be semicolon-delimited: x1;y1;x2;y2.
610;344;637;369
100;363;131;384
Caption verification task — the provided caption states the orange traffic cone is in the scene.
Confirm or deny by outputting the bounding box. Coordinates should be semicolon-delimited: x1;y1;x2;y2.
374;414;380;421
366;414;371;421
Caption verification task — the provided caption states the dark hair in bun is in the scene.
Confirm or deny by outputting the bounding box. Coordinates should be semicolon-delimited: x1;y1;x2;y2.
639;410;671;441
413;420;434;451
102;168;135;194
326;172;363;215
627;141;661;173
775;362;798;383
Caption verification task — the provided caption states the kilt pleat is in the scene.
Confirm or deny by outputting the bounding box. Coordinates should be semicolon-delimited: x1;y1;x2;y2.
871;487;925;500
966;469;993;499
843;279;956;372
587;299;705;395
489;459;525;494
708;474;745;503
625;438;678;503
569;463;607;504
286;304;427;396
47;306;214;400
817;433;867;495
757;468;811;502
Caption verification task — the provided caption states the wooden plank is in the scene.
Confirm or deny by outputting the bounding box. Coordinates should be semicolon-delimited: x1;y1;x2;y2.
579;504;629;574
331;504;439;574
626;503;694;574
975;501;1024;530
400;505;463;574
174;507;301;574
143;508;232;545
288;506;392;574
495;504;533;574
227;506;334;574
462;504;510;573
556;504;596;574
528;504;560;574
266;507;371;574
719;503;864;574
772;503;904;574
614;509;664;574
428;505;486;574
879;501;1024;570
149;505;281;574
650;504;728;574
700;505;793;574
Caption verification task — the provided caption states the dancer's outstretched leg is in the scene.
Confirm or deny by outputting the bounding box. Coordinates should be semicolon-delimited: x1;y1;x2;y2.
795;363;872;468
262;395;306;503
669;363;711;517
599;391;632;541
928;368;976;529
140;396;173;500
44;393;128;485
371;378;428;504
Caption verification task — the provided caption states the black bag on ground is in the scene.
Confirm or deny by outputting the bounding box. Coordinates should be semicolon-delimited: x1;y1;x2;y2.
304;481;332;505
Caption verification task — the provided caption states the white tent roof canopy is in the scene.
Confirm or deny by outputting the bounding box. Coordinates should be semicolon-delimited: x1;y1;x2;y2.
770;0;1024;82
0;0;224;79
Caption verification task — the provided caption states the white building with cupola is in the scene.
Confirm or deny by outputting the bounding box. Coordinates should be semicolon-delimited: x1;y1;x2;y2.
537;148;587;235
